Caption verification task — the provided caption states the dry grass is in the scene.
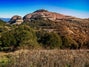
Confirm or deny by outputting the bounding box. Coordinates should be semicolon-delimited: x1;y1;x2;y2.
0;49;89;67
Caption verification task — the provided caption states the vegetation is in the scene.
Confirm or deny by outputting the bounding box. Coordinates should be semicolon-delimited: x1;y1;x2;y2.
0;19;89;51
0;14;89;67
0;24;40;51
36;31;62;49
0;50;89;67
62;36;78;49
0;55;11;67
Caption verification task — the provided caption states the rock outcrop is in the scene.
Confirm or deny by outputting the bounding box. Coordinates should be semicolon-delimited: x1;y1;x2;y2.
23;9;74;22
9;15;23;25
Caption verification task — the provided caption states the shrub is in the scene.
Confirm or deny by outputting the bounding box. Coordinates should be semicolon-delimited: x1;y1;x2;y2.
15;29;39;49
62;36;78;49
37;31;62;49
1;31;17;47
0;25;40;51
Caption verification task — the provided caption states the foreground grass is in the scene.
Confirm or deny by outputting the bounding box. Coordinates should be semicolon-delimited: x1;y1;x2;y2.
0;49;89;67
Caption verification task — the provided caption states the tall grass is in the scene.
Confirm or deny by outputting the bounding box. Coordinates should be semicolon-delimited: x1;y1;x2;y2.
0;49;89;67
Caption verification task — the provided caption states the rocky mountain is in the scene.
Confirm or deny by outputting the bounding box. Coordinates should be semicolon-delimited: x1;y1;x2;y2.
23;9;74;22
0;9;88;50
9;9;89;48
9;15;23;24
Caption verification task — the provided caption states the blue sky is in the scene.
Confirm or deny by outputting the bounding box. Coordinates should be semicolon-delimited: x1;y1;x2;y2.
0;0;89;18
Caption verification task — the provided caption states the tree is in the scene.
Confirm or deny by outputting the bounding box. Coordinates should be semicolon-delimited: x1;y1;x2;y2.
37;31;62;49
0;25;40;51
1;31;16;47
0;30;17;51
13;25;39;49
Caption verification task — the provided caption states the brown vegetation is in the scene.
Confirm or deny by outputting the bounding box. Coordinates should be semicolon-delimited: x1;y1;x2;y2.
0;49;89;67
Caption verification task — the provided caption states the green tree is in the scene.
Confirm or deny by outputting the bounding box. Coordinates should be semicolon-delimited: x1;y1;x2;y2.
0;31;17;51
13;25;39;49
1;31;16;47
37;31;62;49
0;25;40;51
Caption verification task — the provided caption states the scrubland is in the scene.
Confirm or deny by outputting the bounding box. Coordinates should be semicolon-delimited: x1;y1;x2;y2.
0;49;89;67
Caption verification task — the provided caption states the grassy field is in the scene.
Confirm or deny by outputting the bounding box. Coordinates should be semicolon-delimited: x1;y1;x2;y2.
0;49;89;67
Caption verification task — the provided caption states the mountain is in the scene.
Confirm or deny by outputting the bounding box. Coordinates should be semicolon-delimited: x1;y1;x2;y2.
9;15;23;24
0;9;89;49
0;18;10;22
23;9;74;22
22;9;89;48
9;9;89;48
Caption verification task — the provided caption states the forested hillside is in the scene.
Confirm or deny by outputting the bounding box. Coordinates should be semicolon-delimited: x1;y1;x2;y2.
0;10;89;51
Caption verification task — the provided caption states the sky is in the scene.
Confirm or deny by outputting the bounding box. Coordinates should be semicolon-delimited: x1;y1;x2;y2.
0;0;89;18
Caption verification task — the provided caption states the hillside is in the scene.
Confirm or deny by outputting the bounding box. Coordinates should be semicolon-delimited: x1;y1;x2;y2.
0;9;89;67
22;9;89;49
0;9;89;51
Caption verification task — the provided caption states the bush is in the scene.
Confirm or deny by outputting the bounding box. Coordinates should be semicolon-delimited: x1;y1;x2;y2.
1;31;17;47
37;31;62;49
0;25;40;51
15;26;39;49
62;36;78;49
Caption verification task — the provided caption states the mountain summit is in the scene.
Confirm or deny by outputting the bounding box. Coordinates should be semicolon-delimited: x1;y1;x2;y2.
33;9;49;13
9;9;75;24
23;9;74;22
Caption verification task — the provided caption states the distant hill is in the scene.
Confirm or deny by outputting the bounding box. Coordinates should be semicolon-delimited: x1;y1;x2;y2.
0;18;10;22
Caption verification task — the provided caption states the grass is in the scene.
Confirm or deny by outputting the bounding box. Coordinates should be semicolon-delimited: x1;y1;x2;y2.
0;55;10;67
0;49;89;67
